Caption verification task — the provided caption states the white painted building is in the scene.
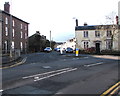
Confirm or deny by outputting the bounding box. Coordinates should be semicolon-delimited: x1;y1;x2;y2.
75;24;119;53
57;38;76;50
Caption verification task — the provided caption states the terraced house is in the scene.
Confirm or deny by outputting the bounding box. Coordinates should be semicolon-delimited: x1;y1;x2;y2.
75;21;120;53
0;2;29;54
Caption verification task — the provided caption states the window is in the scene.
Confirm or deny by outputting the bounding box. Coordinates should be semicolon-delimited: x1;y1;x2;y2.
5;27;8;36
12;20;15;26
21;24;23;29
12;29;14;37
95;31;100;37
5;17;8;24
25;33;27;39
106;40;112;50
84;31;88;37
107;30;112;37
20;42;23;51
25;26;27;30
84;41;89;49
21;31;23;38
4;41;8;53
12;41;14;50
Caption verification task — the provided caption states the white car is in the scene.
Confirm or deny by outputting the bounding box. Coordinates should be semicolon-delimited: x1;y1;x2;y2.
44;47;52;52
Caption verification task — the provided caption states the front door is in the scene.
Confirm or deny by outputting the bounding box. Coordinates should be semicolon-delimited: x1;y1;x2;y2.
95;43;100;54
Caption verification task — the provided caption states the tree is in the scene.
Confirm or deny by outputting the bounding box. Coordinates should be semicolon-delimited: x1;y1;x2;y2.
105;12;119;50
96;11;119;50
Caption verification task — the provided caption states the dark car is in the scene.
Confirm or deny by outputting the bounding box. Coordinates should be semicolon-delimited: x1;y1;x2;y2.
66;47;73;53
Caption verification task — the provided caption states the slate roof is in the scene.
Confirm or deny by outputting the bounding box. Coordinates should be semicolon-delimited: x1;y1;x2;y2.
1;10;29;24
75;25;96;30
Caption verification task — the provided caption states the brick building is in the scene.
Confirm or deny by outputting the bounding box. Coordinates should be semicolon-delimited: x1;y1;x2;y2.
0;2;29;54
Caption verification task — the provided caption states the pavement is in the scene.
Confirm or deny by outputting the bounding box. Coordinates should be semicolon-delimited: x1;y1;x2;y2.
1;54;25;68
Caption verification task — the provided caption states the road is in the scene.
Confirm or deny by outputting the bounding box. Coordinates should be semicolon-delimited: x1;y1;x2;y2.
1;52;119;95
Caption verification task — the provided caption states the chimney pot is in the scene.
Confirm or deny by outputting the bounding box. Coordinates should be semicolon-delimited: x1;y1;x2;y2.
4;2;10;13
76;19;78;26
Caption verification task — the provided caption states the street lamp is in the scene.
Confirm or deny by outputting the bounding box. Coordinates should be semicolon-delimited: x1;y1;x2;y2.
50;30;51;48
73;17;79;56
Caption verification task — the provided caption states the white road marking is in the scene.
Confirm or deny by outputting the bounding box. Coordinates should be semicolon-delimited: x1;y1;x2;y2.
34;68;77;82
84;62;104;67
0;89;3;92
55;92;63;94
22;68;70;79
84;57;89;58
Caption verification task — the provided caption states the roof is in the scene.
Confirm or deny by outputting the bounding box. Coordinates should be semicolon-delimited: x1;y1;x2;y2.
1;10;29;24
75;24;119;31
75;25;96;30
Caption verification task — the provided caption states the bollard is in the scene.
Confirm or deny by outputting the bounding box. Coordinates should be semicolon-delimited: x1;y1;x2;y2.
60;48;63;55
76;48;79;56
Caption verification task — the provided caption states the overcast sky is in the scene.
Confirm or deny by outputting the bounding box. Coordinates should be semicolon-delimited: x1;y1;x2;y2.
0;0;119;42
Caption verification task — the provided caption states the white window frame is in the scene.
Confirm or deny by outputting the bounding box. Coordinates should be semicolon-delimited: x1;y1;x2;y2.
107;30;112;37
25;33;27;39
5;27;8;36
12;20;15;27
4;41;8;52
106;40;112;50
5;17;8;24
12;29;15;37
20;42;23;51
21;24;23;29
21;31;23;38
84;31;88;38
25;25;27;30
95;31;100;37
12;41;14;50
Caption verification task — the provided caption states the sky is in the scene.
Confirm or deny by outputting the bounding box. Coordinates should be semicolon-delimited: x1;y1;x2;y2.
0;0;119;42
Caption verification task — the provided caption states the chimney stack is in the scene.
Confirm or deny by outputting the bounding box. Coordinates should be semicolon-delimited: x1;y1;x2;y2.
76;19;78;26
84;22;88;26
116;16;119;25
4;2;10;13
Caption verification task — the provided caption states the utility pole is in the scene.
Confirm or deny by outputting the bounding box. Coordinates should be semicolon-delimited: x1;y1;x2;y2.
50;30;51;48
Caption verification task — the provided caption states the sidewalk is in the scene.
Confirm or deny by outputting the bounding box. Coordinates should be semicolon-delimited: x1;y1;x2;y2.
1;55;23;68
92;55;120;60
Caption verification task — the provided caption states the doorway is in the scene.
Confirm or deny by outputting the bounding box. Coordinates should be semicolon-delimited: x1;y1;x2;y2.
95;43;100;54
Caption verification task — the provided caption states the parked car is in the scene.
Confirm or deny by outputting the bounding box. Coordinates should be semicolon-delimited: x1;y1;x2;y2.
66;47;73;53
44;47;52;52
54;48;60;52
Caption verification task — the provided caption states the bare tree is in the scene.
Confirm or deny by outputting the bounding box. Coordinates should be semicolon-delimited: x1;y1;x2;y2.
105;11;119;50
96;11;119;50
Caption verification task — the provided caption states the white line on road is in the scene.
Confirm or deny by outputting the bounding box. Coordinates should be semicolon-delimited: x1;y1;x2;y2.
22;67;71;79
0;89;3;92
34;68;77;82
84;62;104;67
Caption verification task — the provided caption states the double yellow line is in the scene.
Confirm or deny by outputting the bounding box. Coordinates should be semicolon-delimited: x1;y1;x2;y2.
0;57;27;69
100;81;120;96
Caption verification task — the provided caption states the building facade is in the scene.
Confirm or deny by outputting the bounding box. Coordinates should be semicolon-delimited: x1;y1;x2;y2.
57;38;76;50
0;2;29;54
75;24;119;53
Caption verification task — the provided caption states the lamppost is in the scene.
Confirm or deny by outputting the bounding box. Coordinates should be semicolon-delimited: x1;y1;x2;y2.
73;17;79;56
50;30;51;48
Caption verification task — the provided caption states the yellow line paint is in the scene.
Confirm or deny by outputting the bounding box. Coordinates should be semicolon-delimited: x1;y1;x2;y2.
100;81;120;96
108;85;120;96
0;57;27;69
